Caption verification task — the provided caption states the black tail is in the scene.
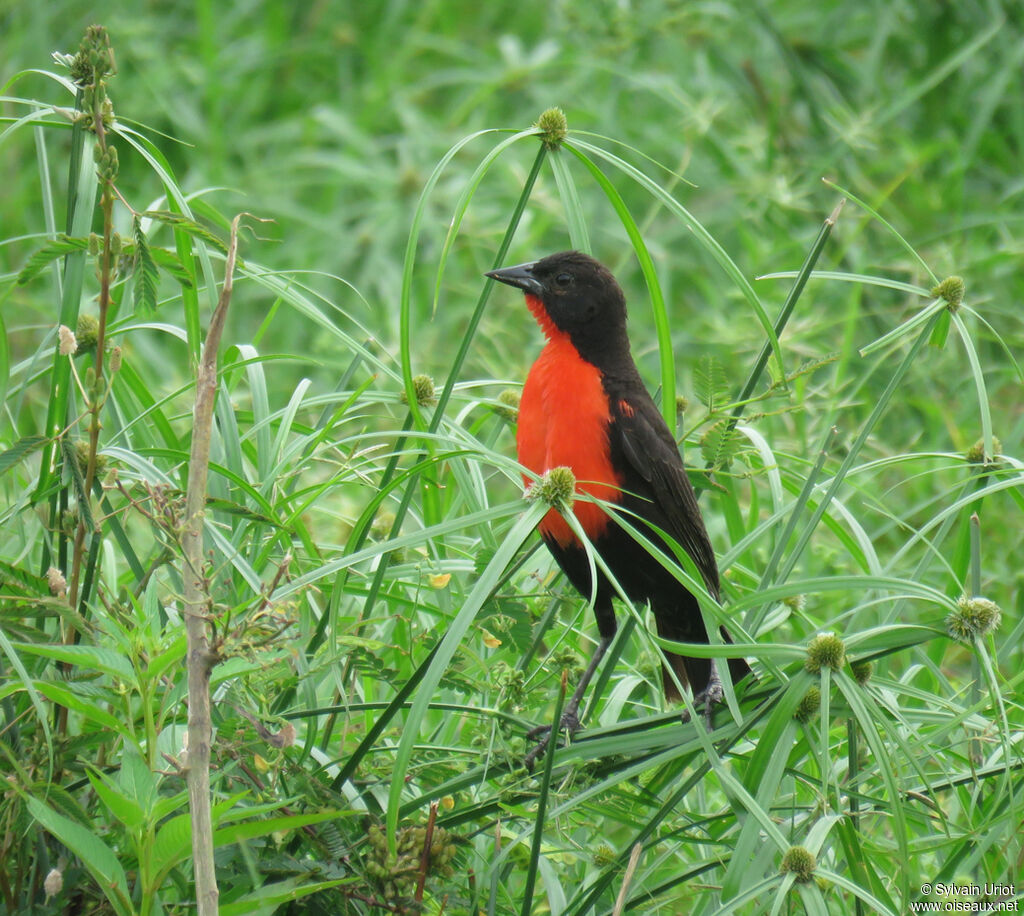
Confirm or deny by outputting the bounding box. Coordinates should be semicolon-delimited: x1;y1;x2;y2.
655;606;750;700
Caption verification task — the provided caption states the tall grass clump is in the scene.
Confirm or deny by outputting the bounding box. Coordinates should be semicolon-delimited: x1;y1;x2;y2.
2;8;1022;916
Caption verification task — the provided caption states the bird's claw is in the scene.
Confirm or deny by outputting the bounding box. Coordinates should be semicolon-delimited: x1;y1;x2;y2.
524;709;581;770
681;669;725;729
526;710;580;741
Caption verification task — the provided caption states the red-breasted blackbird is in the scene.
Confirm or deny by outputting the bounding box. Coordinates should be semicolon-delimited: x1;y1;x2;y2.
487;251;749;756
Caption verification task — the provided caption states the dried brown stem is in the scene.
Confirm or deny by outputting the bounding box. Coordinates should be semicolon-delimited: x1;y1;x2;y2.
414;800;440;904
183;213;243;916
611;843;644;916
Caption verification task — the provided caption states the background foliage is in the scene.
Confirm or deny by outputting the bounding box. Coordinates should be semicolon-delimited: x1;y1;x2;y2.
2;1;1022;914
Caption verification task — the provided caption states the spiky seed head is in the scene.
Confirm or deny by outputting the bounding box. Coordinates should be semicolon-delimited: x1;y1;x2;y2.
527;466;576;509
495;388;520;422
593;844;616;867
850;659;873;685
932;275;965;312
76;313;99;352
947;595;1002;643
675;395;689;415
400;374;436;407
551;646;585;679
371;510;396;540
805;633;846;673
965;436;1001;466
69;49;93;86
781;846;816;882
794;687;821;723
61;508;79;536
536;107;568;150
784;594;807;612
71;439;106;476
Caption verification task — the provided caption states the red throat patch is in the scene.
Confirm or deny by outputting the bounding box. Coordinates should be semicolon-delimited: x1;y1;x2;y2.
518;295;623;547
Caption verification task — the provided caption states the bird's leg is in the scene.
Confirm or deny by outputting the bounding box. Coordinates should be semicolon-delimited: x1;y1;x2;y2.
524;635;612;769
690;658;725;729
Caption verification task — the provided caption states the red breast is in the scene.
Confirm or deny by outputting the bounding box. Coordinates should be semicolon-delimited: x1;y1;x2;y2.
517;294;623;547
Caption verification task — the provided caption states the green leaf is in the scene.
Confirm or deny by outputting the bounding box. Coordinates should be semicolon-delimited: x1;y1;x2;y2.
152;813;193;881
141;209;231;254
118;744;157;812
0;308;8;407
693;354;730;411
0;436;49;478
132;215;159;316
14;642;136;681
60;436;97;533
0;557;49;596
214;810;342;847
928;308;951;347
147;635;187;683
87;767;145;831
148;245;195;287
387;500;548;845
26;796;133;916
16;234;89;286
700;419;743;470
218;878;348;916
31;680;128;734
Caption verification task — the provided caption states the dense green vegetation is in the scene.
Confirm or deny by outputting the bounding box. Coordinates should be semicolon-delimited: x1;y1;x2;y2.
2;2;1021;914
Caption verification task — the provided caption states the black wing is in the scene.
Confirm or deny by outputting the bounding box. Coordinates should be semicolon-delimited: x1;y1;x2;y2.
608;389;720;599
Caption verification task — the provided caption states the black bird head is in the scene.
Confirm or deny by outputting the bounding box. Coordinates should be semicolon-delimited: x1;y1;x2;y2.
486;251;631;367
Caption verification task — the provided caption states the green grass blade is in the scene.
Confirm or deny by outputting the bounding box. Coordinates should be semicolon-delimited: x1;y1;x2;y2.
563;142;676;426
520;668;566;916
386;500;547;847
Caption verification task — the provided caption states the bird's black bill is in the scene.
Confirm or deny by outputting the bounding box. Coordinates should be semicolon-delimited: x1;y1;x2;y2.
485;261;543;296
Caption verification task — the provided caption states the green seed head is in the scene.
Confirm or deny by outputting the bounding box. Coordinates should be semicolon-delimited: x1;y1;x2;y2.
965;436;1002;466
76;313;99;352
551;646;584;680
675;395;689;415
69;49;93;86
370;510;396;540
61;508;79;536
535;107;568;150
83;25;116;81
794;687;821;723
400;374;436;407
99;145;119;181
805;633;846;674
593;844;616;867
527;466;576;509
784;594;807;613
496;388;520;422
932;275;965;312
781;846;816;882
947;595;1002;643
74;440;107;476
850;659;873;685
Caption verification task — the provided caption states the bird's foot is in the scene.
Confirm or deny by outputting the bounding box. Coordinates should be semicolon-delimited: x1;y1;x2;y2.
683;666;725;729
524;709;581;771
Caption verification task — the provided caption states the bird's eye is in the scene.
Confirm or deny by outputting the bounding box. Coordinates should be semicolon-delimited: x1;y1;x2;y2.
555;273;574;287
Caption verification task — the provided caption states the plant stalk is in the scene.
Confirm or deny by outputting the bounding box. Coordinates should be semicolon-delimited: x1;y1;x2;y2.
182;214;242;916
